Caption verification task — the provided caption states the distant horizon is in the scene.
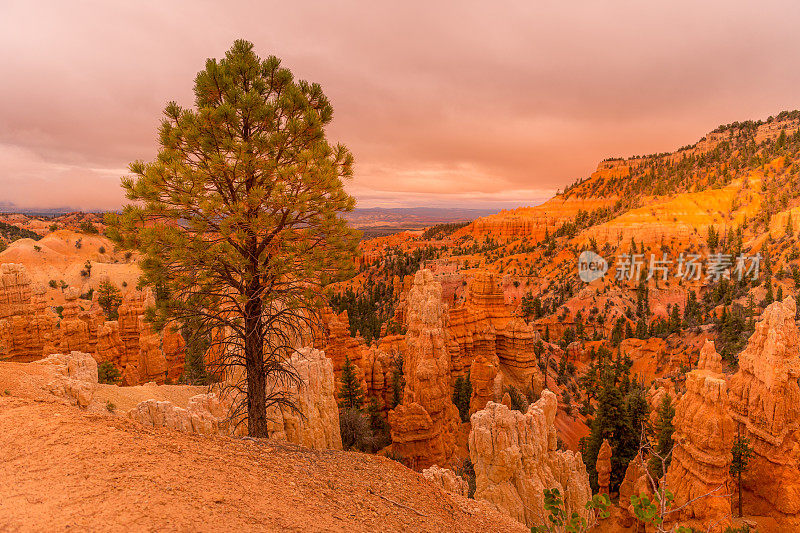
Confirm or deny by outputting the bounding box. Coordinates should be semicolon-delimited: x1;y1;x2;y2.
0;204;547;217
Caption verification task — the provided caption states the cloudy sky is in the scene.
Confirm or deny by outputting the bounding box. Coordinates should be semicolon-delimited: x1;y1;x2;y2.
2;1;800;211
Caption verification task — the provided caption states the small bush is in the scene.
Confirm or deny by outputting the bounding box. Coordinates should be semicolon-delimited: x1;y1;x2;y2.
98;361;122;384
48;280;58;288
106;401;116;413
339;407;374;452
98;246;106;254
80;220;99;235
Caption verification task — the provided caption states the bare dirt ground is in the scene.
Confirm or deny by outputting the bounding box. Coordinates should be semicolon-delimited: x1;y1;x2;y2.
0;392;525;532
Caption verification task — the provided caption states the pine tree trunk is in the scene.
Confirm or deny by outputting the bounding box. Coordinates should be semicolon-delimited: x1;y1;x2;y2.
738;470;742;518
245;281;268;437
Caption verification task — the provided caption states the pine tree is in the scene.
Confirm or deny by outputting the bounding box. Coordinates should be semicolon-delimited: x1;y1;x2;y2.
452;373;473;422
106;40;358;437
730;431;754;518
390;354;404;409
96;280;122;320
584;354;647;493
670;304;682;333
635;318;648;339
765;278;775;305
649;394;675;478
338;355;365;410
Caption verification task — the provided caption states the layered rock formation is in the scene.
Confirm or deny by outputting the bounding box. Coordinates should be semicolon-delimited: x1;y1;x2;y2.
128;392;234;435
454;196;615;242
422;465;469;497
116;289;185;385
728;297;800;525
0;263;58;361
389;270;460;470
0;263;184;385
469;391;591;528
665;340;733;531
448;271;542;409
265;347;342;450
318;307;369;397
469;352;498;414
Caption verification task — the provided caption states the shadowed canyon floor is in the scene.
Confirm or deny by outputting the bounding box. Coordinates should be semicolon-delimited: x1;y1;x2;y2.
0;394;525;533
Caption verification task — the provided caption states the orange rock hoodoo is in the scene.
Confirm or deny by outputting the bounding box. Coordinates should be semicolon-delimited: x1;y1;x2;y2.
388;270;461;470
728;297;800;527
664;340;733;531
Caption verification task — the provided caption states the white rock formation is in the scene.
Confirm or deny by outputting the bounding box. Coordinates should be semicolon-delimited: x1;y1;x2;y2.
469;390;591;528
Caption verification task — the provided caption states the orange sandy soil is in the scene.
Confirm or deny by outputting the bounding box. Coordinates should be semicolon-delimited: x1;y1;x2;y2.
0;387;525;533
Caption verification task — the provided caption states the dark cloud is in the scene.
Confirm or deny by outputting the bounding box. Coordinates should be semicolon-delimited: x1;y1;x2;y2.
1;0;799;210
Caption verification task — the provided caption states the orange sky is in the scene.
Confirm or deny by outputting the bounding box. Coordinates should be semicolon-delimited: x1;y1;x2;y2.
2;1;800;211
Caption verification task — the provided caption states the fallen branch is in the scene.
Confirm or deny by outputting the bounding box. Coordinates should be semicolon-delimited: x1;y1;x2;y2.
368;488;428;517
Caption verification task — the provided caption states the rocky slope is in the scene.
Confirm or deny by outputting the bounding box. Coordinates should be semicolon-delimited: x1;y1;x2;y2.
0;395;527;533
